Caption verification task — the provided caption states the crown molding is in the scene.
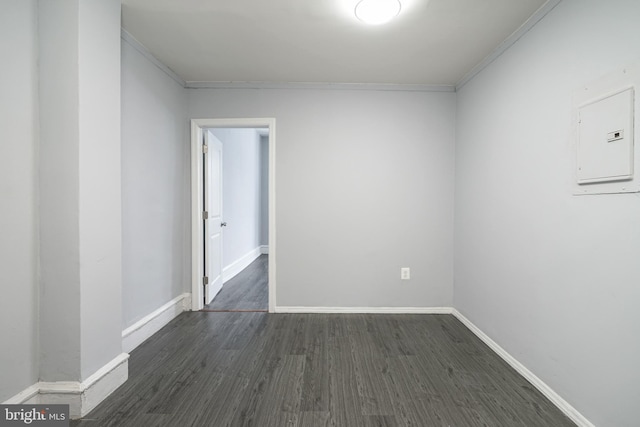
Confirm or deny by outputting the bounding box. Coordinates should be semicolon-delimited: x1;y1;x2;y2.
121;28;186;87
456;0;562;90
184;80;455;92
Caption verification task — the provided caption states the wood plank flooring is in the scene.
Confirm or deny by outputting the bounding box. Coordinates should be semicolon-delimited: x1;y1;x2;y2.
72;312;576;426
204;255;268;311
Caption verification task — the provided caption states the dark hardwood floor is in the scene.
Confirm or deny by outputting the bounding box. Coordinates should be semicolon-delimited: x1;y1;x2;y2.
204;255;268;311
72;311;575;426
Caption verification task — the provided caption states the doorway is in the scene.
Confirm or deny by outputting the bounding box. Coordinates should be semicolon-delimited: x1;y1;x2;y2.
190;118;276;313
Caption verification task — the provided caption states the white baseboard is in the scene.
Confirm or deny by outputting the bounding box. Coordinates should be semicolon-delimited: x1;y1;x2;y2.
452;309;595;427
275;306;453;314
2;383;40;404
122;293;191;353
79;353;129;417
260;245;269;254
223;247;261;283
5;353;129;419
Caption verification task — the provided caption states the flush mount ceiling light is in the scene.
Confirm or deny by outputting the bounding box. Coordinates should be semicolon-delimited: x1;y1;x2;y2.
355;0;401;25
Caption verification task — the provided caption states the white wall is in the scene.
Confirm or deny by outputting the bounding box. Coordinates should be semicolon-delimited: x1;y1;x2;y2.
190;88;456;308
0;0;39;402
210;128;263;268
2;0;124;402
77;0;123;380
38;0;82;382
38;0;124;383
121;37;189;329
455;1;640;426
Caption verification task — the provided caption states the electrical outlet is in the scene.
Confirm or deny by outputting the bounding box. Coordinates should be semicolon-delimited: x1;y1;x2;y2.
401;267;410;280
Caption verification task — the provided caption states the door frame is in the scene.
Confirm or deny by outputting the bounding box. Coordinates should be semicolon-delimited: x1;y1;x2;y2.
190;118;276;312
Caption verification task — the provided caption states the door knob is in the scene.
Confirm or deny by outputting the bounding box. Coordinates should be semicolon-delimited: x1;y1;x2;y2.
221;222;227;227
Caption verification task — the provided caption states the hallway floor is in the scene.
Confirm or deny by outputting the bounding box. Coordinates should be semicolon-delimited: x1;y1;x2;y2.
204;254;268;311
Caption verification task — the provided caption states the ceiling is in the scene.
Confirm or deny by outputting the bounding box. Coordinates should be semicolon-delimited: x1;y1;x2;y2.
121;0;550;87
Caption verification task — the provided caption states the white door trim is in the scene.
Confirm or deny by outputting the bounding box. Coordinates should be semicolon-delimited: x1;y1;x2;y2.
190;118;276;313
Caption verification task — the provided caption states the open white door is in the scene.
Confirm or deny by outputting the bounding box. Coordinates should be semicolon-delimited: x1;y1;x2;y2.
203;131;224;305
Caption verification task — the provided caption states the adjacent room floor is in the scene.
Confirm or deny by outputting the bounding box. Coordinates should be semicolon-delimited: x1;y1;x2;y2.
203;254;268;312
71;312;575;426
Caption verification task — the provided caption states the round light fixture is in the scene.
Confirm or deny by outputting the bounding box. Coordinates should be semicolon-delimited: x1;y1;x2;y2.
355;0;401;25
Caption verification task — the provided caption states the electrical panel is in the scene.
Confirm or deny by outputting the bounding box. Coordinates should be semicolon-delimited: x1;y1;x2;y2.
577;87;634;184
